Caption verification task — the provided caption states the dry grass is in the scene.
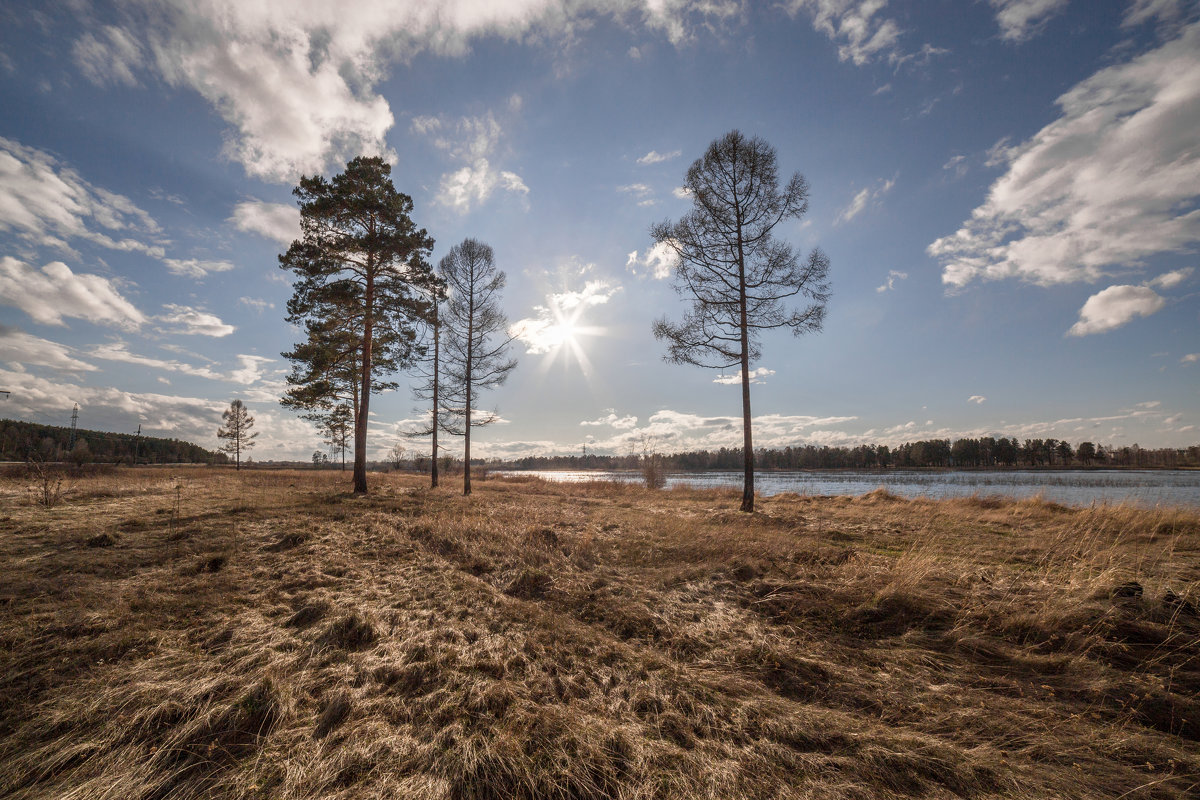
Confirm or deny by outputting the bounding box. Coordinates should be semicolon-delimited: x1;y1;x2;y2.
1;469;1198;799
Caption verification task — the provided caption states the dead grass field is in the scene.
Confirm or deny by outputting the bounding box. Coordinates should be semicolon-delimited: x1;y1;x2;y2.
1;468;1198;799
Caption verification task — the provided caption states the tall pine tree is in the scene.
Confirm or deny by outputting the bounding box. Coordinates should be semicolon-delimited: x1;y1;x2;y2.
280;156;436;494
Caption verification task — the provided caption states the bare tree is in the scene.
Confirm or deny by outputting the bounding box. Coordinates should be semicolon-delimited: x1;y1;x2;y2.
439;238;517;495
407;286;449;488
652;130;830;512
217;399;259;471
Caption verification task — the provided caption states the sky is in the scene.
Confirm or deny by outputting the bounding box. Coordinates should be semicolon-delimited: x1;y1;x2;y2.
0;0;1197;462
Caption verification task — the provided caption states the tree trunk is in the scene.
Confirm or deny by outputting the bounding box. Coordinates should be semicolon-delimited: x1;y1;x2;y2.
431;303;440;489
736;204;754;513
464;308;473;496
354;259;374;495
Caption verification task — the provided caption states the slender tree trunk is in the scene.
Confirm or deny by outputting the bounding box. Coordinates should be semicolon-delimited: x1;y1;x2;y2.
735;195;754;512
464;302;474;496
354;258;374;495
431;303;440;489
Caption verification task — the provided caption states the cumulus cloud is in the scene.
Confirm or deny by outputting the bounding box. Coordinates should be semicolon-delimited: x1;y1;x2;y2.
511;279;619;355
626;240;678;279
156;304;235;337
162;258;235;279
968;395;986;404
0;257;145;330
1066;284;1166;337
989;0;1068;42
0;325;96;372
931;22;1200;288
413;112;529;213
636;149;681;165
713;367;775;385
876;269;908;292
229;200;300;245
1180;353;1199;364
581;409;639;429
836;176;894;224
672;186;692;199
0;137;164;258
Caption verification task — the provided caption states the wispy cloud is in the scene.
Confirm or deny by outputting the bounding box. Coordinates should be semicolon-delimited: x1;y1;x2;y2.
636;149;681;165
0;137;164;258
837;176;895;224
412;112;528;213
876;270;908;292
162;258;235;279
968;395;986;404
0;325;97;372
989;0;1069;42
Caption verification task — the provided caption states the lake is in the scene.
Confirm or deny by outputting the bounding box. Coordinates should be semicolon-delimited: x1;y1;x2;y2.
490;469;1200;509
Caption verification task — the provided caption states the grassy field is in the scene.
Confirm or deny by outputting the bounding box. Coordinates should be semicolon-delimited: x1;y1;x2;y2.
1;468;1198;799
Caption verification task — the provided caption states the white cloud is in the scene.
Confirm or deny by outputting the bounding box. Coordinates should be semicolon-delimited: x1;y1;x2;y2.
73;25;144;86
581;409;639;429
626;240;678;279
1135;400;1162;409
1067;284;1165;337
637;149;681;165
91;343;272;385
1148;267;1193;289
618;182;657;207
876;269;908;292
836;176;894;224
0;137;163;258
1124;0;1191;28
413;112;529;213
239;296;275;312
784;0;913;66
1181;353;1199;364
162;258;236;279
157;304;235;337
511;279;619;355
713;367;775;385
968;395;986;404
0;257;145;330
989;0;1068;42
230;200;300;246
931;22;1200;288
0;326;97;372
672;186;692;199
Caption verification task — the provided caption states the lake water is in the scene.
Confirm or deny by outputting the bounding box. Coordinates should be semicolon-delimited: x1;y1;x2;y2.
491;469;1200;509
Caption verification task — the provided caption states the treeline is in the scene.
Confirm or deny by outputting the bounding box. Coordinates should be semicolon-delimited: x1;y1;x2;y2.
0;419;223;465
504;437;1200;471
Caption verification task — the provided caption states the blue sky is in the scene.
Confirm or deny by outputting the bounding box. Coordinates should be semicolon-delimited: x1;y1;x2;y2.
0;0;1197;461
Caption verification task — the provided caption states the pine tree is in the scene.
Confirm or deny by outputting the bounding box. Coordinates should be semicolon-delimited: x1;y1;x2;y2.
217;399;258;470
280;156;437;494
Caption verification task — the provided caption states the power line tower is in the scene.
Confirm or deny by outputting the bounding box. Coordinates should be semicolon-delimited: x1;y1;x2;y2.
133;423;142;465
69;403;79;448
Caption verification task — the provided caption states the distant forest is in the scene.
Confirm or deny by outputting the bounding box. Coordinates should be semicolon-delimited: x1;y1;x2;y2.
0;419;223;464
504;437;1200;471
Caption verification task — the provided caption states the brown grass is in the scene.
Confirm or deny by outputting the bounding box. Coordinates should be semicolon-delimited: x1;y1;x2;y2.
1;468;1198;799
